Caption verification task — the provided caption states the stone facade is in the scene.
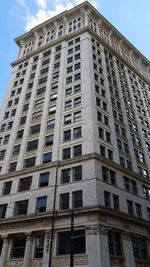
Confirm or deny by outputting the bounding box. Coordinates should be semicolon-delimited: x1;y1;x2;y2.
0;1;150;267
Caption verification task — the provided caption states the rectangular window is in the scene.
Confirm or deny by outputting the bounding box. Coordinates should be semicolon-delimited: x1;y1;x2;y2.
104;191;111;207
45;135;53;146
132;237;147;260
62;148;71;160
61;169;70;184
57;230;85;255
36;196;47;213
2;181;12;195
73;166;82;181
63;130;71;141
60;193;69;210
73;144;82;157
73;127;81;139
9;162;17;172
39;172;49;187
34;234;44;258
127;200;134;215
72;190;83;208
30;124;41;135
108;231;123;257
12;145;20;156
0;204;7;219
43;152;52;163
73;111;81;122
24;157;36;168
18;177;32;192
27;139;38;151
11;237;26;258
47;119;55;129
14;200;28;215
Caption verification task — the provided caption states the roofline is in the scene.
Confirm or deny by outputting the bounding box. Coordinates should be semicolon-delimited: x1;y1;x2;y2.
14;0;149;64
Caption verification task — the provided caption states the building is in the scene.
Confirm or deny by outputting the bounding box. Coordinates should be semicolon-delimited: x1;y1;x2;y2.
0;1;150;266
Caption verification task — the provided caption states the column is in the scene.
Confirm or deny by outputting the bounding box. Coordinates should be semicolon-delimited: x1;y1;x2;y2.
0;235;10;267
23;233;33;267
87;229;111;267
122;233;135;267
42;231;51;267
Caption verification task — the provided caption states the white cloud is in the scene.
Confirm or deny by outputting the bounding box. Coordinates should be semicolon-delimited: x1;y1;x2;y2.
14;0;98;31
35;0;47;9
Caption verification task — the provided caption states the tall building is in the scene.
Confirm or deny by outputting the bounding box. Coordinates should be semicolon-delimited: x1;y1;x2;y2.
0;1;150;267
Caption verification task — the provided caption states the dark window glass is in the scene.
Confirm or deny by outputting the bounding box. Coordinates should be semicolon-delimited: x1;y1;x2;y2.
2;181;12;195
34;234;44;258
132;237;147;260
73;166;82;181
39;172;49;187
57;230;85;255
24;157;36;168
18;177;32;192
72;190;82;208
14;200;28;215
11;237;26;258
108;231;123;257
0;204;7;219
36;196;47;212
61;169;70;184
43;152;52;163
27;140;38;151
60;193;69;210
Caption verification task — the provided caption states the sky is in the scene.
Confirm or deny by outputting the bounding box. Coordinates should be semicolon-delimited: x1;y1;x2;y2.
0;0;150;105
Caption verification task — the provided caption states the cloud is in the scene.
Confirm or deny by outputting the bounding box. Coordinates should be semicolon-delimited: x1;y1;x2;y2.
14;0;98;31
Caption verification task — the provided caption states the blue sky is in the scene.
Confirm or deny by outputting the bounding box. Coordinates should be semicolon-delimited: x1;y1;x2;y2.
0;0;150;105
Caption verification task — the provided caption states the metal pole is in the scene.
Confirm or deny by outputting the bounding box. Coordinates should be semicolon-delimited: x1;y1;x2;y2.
70;209;74;267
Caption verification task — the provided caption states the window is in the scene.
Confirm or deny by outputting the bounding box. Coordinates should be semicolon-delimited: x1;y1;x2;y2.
61;169;70;184
57;230;85;255
62;148;71;160
9;162;17;172
73;144;82;157
30;124;41;135
0;239;3;255
13;145;21;156
74;73;81;81
24;157;36;168
20;116;26;125
135;203;142;218
0;204;7;219
43;152;52;163
36;196;47;212
64;114;72;124
108;231;123;257
60;193;69;210
63;130;71;141
100;145;106;157
37;87;46;95
132;237;147;260
14;200;28;215
47;119;55;129
49;106;56;115
34;234;44;258
143;185;150;200
16;129;24;139
18;177;32;192
27;139;38;151
73;127;81;139
73;166;82;181
65;100;72;110
11;237;26;258
123;176;138;195
74;97;81;107
39;172;49;187
104;191;111;207
2;181;12;195
102;166;116;185
0;150;6;161
113;194;119;210
72;190;83;208
127;200;134;215
74;84;81;93
45;135;53;146
73;111;81;122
